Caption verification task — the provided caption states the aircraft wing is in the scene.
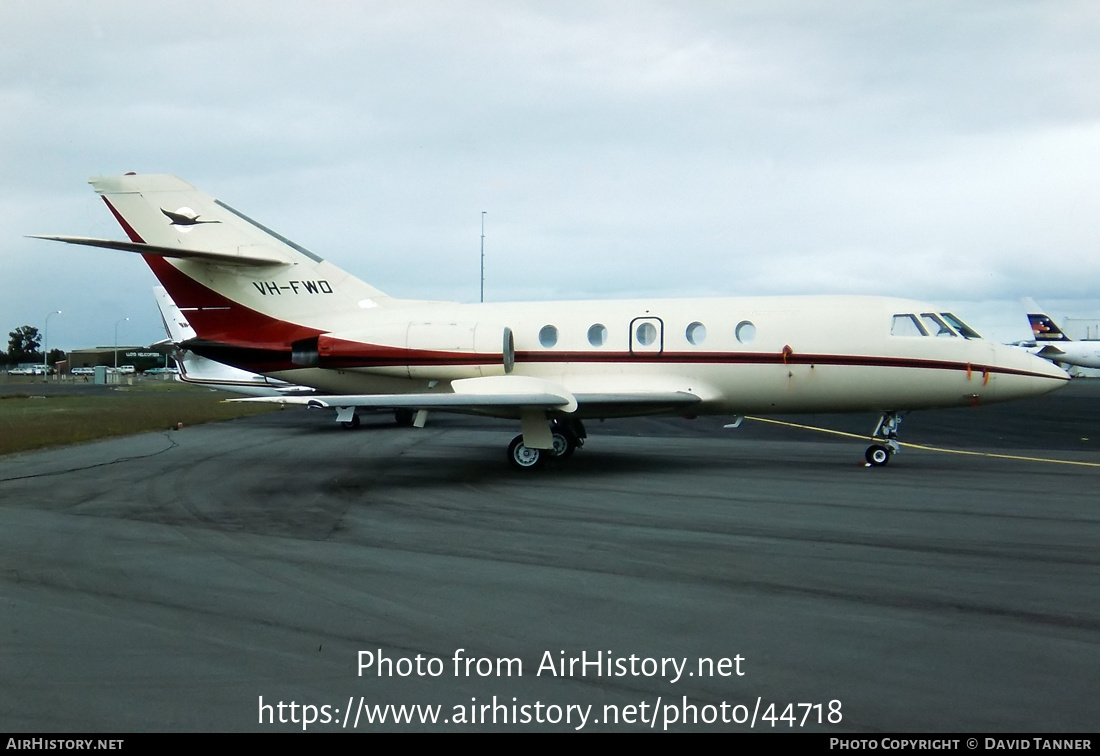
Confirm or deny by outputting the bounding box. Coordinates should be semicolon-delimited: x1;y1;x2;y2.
230;375;703;414
288;393;571;410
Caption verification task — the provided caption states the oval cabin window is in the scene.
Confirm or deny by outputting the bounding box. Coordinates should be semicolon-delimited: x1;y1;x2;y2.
686;321;706;345
587;324;607;347
539;325;558;348
735;320;756;345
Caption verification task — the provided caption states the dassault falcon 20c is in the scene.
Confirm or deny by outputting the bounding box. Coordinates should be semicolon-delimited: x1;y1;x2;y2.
33;174;1068;469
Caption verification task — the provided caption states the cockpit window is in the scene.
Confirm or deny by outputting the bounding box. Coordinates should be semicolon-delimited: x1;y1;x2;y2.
891;314;927;337
940;312;982;339
921;313;957;337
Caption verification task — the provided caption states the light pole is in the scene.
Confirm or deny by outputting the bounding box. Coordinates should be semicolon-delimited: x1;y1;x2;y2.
114;317;129;368
44;310;61;377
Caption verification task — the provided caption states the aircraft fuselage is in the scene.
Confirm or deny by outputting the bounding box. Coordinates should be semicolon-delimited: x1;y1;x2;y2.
176;292;1066;417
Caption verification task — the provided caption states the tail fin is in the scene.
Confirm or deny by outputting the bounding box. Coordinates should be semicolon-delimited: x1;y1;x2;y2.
35;174;394;362
153;285;196;344
88;174;351;264
1023;297;1072;342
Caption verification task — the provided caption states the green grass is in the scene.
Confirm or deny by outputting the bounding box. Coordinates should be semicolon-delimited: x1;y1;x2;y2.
0;385;277;456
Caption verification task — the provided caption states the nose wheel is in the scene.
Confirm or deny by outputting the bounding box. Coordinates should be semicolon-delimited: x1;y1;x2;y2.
865;411;905;466
865;444;893;466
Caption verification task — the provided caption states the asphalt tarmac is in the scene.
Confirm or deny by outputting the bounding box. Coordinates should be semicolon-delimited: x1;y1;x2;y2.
1;381;1097;732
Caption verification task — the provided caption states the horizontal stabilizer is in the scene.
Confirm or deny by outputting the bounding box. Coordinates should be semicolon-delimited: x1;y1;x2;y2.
28;235;288;267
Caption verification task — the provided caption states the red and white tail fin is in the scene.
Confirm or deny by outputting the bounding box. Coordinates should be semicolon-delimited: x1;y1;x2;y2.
33;174;395;357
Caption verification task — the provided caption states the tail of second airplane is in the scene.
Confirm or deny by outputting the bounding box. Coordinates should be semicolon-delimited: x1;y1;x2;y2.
1023;297;1072;342
34;173;396;368
153;285;197;344
152;285;313;396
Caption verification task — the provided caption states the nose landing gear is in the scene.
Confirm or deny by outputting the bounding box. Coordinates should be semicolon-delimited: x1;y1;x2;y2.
865;411;905;467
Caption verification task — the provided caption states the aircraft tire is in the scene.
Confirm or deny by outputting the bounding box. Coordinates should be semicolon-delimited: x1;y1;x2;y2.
549;431;576;459
508;435;546;470
865;444;891;466
394;409;414;427
341;415;361;429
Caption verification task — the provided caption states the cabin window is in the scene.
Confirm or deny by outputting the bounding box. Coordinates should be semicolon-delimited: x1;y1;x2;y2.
539;325;558;348
686;321;706;345
890;314;927;337
940;312;982;339
636;322;658;346
921;313;956;337
587;323;607;347
735;320;756;344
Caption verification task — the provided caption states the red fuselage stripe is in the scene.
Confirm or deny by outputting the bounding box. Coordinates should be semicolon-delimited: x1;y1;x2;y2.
318;347;1060;380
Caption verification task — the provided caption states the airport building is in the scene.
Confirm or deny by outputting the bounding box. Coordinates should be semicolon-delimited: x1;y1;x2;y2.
1063;318;1100;341
65;346;171;372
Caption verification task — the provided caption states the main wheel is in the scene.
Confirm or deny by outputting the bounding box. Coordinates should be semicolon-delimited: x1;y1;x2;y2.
508;435;545;470
865;444;891;466
549;430;576;459
341;414;361;429
394;409;414;427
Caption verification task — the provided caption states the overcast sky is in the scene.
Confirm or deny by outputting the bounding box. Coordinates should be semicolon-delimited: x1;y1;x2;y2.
3;0;1099;351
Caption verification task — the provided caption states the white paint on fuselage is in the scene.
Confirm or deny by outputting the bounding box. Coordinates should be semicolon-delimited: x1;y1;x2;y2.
263;294;1067;416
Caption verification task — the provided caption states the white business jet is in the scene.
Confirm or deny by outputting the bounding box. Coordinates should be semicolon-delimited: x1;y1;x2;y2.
1020;298;1100;370
33;174;1068;469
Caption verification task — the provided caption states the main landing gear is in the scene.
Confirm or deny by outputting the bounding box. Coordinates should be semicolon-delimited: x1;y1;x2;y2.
865;411;905;467
507;418;587;470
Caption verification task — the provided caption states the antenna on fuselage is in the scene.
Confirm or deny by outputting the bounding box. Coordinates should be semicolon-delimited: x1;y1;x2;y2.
480;211;486;303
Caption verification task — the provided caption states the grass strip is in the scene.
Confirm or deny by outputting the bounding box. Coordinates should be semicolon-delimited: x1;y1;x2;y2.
0;388;276;456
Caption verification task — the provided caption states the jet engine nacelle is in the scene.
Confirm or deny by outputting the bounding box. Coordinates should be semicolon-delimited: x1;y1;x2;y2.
312;322;515;379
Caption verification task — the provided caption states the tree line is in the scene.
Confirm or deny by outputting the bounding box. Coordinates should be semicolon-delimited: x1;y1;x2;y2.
3;325;65;367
